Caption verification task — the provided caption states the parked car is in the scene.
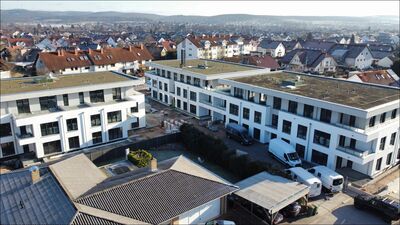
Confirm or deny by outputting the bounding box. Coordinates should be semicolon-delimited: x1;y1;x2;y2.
286;167;322;198
281;202;302;218
205;220;236;225
268;139;302;167
307;166;343;193
354;194;400;223
226;123;252;145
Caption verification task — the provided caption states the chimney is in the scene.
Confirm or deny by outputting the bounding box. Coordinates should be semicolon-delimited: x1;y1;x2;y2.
74;48;79;55
129;45;133;52
150;158;157;172
100;48;104;54
29;166;40;184
140;43;144;50
60;49;65;56
88;48;93;55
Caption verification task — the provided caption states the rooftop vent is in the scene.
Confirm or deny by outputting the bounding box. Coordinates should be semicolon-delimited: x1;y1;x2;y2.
29;166;40;184
281;78;303;89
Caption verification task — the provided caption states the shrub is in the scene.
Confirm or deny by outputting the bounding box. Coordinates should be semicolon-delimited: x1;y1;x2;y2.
128;149;153;168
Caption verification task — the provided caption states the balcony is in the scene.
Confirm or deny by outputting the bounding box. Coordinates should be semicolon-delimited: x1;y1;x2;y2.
337;146;372;158
199;99;213;106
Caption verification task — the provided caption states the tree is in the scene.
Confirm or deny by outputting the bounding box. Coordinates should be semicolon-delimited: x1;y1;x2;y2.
350;34;356;44
391;59;400;76
306;32;313;41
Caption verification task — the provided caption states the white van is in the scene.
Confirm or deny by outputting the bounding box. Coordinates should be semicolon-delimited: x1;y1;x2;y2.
286;167;322;198
308;165;344;193
268;139;302;167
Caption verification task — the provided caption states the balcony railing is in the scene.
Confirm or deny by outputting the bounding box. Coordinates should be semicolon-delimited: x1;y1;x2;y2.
199;99;212;106
337;146;371;158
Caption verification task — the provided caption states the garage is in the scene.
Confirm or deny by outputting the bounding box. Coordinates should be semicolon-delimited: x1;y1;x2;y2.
178;198;221;224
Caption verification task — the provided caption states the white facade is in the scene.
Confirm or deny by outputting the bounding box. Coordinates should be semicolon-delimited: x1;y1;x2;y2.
146;60;400;178
177;38;201;60
377;57;394;68
0;72;146;159
349;47;373;69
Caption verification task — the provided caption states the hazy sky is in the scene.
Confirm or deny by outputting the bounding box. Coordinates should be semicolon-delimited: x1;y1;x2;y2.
1;1;399;17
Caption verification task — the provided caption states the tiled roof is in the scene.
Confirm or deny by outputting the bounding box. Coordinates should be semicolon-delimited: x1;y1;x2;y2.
70;212;123;225
281;49;330;68
301;41;336;52
259;40;282;49
0;168;76;225
76;170;237;224
37;50;92;71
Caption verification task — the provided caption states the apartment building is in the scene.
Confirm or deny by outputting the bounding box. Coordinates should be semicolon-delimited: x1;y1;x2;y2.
145;59;399;177
0;71;145;159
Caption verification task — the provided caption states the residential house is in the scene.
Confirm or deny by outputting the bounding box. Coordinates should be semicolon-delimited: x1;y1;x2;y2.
280;49;337;74
329;44;373;69
281;41;302;53
376;55;396;68
301;41;336;53
257;40;285;58
223;55;280;70
347;69;400;87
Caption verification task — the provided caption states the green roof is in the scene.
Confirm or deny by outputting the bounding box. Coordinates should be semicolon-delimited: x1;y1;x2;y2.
153;59;258;75
231;72;399;109
1;71;131;95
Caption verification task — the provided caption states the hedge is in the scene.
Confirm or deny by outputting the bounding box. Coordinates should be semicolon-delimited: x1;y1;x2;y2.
128;149;153;168
179;123;289;179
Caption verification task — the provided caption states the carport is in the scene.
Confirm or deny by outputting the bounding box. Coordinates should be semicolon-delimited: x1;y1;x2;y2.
233;172;310;224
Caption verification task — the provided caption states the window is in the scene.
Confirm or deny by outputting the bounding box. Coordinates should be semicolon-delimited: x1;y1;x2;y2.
390;132;396;145
303;104;314;118
43;140;61;155
194;78;200;87
282;138;290;144
39;96;57;111
190;104;196;114
282;120;291;134
271;114;278;128
190;91;197;101
339;135;346;147
177;87;181;96
349;115;356;127
164;95;168;103
242;123;249;130
180;74;185;82
271;133;277;139
186;76;191;84
159;93;163;101
297;125;307;139
288;101;298;114
131;120;140;129
40;122;59;136
1;142;15;157
177;99;181;108
91;114;101;127
254;111;262;124
112;88;121;100
108;127;122;140
131;102;139;113
386;153;392;165
92;132;103;144
79;92;84;104
320;108;332;123
183;102;187;111
296;144;305;159
391;109;397;119
68;136;80;149
380;113;386;123
63;94;69;106
233;87;243;98
253;128;260;140
183;89;187;98
313;130;331;148
273;97;281;110
164;83;168;92
375;158;382;171
243;107;250;120
312;150;328;166
0;123;12;138
229;104;239;116
90;90;104;103
173;73;177;81
369;116;376;127
379;137;386;150
159;81;162;89
17;99;30;114
107;111;122;123
66;118;78;131
349;138;356;149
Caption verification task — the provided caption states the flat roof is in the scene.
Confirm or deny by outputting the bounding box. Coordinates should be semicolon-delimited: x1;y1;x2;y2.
234;172;309;214
229;72;400;109
153;59;258;75
1;71;132;95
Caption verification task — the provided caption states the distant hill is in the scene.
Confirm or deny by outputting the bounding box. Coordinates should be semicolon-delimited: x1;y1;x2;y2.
1;9;399;27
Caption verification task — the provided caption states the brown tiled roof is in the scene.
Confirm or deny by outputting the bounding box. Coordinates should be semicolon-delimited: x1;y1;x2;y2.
355;70;399;87
38;50;92;71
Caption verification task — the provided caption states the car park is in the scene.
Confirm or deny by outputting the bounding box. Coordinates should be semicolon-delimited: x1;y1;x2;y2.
354;194;400;223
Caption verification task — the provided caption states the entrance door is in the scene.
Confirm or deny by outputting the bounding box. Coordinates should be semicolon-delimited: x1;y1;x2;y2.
336;156;343;169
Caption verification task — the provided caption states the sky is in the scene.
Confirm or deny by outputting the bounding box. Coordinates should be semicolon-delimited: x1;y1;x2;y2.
1;1;399;17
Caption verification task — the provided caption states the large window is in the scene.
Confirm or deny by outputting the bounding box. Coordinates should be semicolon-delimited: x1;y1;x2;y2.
39;96;57;111
243;107;250;120
1;142;15;157
311;150;328;166
183;89;187;98
320;108;332;123
339;135;346;147
253;128;260;141
391;109;397;119
390;132;396;145
375;158;382;171
131;102;139;113
112;88;122;100
380;113;386;123
90;90;105;103
43;140;61;155
296;144;305;159
0;123;12;138
229;104;239;116
273;97;281;110
303;104;314;118
386;153;392;165
234;87;243;98
379;137;386;150
63;94;69;106
369;116;376;127
17;99;30;114
91;114;101;127
66;118;78;131
40;122;59;136
177;87;181;96
92;132;103;144
254;111;262;124
79;92;84;104
190;104;196;114
190;91;197;101
288;101;298;114
282;120;291;134
271;114;278;128
313;130;331;148
108;127;122;140
164;83;168;92
297;125;307;139
194;78;200;87
68;136;80;149
107;111;122;123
